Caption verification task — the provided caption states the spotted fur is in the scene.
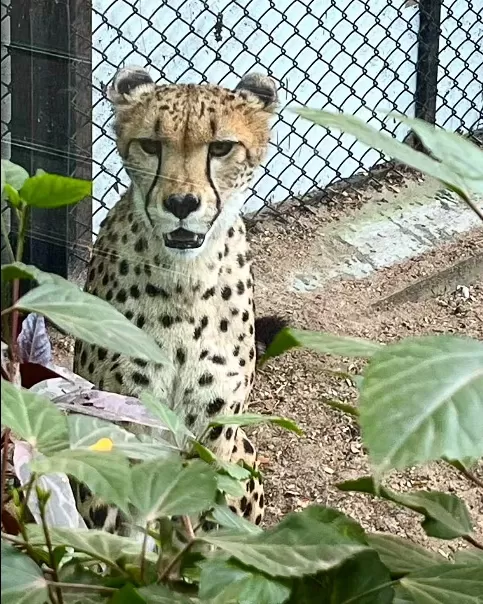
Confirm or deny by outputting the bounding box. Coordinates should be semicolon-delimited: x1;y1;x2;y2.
74;66;280;530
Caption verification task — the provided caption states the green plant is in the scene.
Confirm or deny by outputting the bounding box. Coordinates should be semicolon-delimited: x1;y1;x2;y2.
1;111;482;604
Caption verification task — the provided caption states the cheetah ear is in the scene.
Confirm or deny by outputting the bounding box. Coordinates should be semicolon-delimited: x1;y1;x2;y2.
235;73;278;111
107;66;155;105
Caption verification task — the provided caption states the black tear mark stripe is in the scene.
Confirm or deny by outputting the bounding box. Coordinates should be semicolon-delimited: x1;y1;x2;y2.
145;151;162;227
205;150;222;217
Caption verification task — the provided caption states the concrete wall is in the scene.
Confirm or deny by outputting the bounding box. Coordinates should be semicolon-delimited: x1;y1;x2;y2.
91;0;482;234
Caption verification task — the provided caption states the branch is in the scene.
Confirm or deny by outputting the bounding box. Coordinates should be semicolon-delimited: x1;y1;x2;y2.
38;489;64;604
463;534;483;551
158;516;196;583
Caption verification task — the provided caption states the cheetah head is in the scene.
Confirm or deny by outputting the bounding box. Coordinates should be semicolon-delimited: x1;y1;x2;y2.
107;66;278;255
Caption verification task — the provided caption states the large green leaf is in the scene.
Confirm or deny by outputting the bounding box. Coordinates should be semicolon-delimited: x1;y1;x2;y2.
136;585;194;603
337;477;473;539
68;415;177;460
140;392;193;448
202;506;368;578
199;558;291;604
1;159;29;191
19;172;92;208
366;533;445;576
1;262;69;285
388;113;483;195
454;548;483;565
32;449;131;513
0;541;49;604
109;584;145;604
216;473;246;498
130;459;218;522
26;526;155;567
359;335;483;473
289;550;394;604
262;327;382;362
1;380;69;454
14;282;169;364
209;412;302;435
208;505;263;535
293;109;471;198
399;564;483;604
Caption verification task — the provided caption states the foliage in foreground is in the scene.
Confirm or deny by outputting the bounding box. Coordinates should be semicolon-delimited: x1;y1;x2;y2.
1;112;483;604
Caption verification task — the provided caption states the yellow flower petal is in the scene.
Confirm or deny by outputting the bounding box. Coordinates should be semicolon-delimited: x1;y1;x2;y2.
89;437;114;452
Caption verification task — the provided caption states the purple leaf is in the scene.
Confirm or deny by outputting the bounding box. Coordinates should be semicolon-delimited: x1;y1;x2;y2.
17;313;52;366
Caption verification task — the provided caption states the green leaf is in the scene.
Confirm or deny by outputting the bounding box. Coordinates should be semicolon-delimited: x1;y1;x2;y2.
293;108;471;198
208;505;263;535
199;558;291;604
19;173;92;208
202;506;368;578
14;282;169;364
454;548;483;564
218;460;251;480
0;541;49;604
289;550;393;604
216;473;246;498
393;586;415;604
109;584;145;604
191;441;217;463
399;564;483;604
359;335;483;473
2;159;29;191
68;414;177;460
366;533;445;576
32;449;131;513
3;183;21;208
387;113;483;195
140;392;193;447
1;262;69;285
1;380;69;454
130;459;217;522
263;327;382;363
209;412;303;435
68;414;137;449
322;399;360;417
26;526;155;567
136;585;194;603
337;477;473;539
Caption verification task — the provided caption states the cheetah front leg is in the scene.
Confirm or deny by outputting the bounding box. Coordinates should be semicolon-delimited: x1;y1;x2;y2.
226;428;264;526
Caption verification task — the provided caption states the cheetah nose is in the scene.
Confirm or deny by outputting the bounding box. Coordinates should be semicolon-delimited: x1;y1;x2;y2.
163;193;200;220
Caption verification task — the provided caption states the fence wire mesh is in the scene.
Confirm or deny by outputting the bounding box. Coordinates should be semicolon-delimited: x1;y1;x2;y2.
1;0;482;274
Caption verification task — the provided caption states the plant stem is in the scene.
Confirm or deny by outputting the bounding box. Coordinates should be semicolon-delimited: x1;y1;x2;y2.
38;490;64;604
15;204;29;263
0;429;10;513
461;193;483;223
463;534;483;550
0;211;15;263
139;521;150;583
158;517;196;583
182;515;196;540
458;467;483;490
46;581;116;596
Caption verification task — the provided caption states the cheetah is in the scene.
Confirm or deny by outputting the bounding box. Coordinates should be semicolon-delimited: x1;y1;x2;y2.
73;66;284;531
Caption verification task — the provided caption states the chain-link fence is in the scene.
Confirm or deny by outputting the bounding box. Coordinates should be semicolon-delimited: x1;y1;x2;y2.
1;0;482;278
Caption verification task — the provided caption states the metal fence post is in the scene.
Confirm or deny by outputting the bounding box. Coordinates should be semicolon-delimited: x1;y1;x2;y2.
10;0;73;283
414;0;442;138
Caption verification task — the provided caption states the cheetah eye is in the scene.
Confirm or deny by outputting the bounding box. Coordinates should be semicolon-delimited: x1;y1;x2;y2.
209;141;235;158
138;138;162;155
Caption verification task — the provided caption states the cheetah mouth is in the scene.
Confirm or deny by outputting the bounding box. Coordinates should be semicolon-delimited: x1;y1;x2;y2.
163;228;206;250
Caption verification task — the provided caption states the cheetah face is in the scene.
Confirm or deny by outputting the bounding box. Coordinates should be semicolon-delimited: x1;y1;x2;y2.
108;67;278;254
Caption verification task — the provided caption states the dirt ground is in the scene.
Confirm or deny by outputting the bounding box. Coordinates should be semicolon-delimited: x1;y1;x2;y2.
247;204;483;557
51;178;483;558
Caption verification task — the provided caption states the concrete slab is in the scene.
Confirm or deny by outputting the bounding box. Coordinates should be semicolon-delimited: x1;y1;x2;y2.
290;177;483;293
